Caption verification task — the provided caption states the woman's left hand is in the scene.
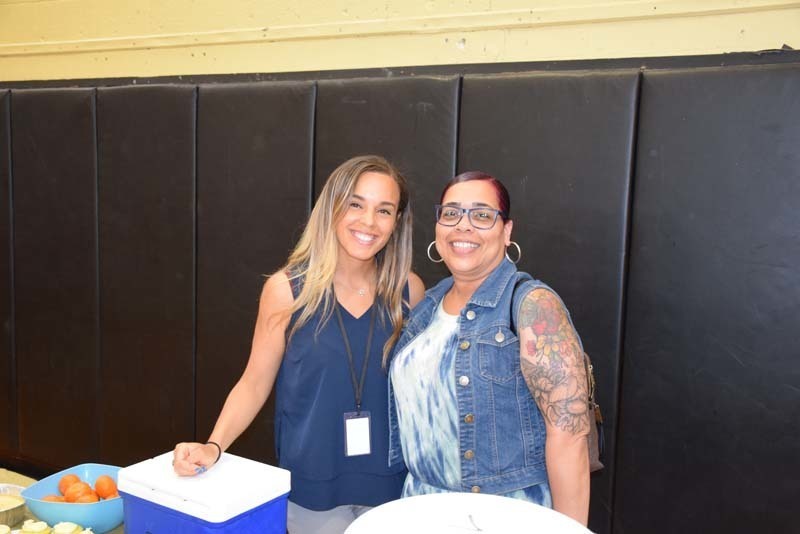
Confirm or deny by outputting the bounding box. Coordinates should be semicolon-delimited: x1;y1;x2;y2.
517;287;590;525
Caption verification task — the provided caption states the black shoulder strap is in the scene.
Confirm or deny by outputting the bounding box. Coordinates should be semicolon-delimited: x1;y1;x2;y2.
509;274;532;335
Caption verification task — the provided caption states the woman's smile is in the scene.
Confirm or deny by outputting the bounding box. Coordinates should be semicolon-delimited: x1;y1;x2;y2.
447;239;480;254
351;229;378;245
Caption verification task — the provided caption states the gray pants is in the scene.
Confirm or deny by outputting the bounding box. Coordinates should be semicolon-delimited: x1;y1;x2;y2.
287;501;372;534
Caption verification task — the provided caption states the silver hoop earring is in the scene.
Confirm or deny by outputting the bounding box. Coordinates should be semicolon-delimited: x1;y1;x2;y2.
427;241;444;263
505;241;521;264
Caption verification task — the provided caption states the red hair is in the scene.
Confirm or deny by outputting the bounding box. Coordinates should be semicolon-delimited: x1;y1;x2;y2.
439;171;511;219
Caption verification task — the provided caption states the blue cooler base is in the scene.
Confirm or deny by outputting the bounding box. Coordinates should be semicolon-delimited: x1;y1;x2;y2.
120;491;288;534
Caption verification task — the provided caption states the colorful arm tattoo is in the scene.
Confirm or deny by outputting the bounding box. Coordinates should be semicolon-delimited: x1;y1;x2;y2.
518;288;589;435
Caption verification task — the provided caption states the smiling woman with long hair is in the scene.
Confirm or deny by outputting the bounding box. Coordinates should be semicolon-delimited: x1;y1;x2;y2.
173;155;424;533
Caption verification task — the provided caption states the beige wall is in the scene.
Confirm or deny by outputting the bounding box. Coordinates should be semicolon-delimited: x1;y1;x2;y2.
0;0;798;82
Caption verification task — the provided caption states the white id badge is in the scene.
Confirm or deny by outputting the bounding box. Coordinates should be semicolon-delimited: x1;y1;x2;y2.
344;411;371;456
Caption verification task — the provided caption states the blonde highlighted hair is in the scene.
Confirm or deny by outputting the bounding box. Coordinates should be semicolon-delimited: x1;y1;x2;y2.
282;155;412;365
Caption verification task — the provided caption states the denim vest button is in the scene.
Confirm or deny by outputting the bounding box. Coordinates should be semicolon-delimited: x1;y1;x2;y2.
458;375;470;386
494;331;505;343
465;310;476;320
464;449;474;460
464;413;474;424
459;340;470;350
471;485;481;493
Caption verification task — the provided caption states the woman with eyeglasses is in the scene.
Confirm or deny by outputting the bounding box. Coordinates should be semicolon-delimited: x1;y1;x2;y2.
173;155;425;533
387;171;590;525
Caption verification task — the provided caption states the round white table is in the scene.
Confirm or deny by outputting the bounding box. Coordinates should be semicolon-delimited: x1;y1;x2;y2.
345;493;592;534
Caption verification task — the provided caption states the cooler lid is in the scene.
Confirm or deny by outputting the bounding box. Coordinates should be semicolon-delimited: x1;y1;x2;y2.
118;451;290;524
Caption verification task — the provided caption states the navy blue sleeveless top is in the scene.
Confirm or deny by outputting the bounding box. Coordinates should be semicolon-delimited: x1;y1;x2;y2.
273;276;408;510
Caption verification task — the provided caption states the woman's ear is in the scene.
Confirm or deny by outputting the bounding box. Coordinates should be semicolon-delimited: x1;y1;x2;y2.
503;219;514;245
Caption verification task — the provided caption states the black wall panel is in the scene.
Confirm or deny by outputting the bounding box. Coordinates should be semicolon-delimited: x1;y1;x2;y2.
315;76;460;285
3;54;799;533
0;91;12;453
196;82;314;464
97;85;196;465
459;70;640;534
617;64;800;533
12;88;98;466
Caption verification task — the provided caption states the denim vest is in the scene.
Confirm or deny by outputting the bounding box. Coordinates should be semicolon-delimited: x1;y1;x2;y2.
388;258;554;494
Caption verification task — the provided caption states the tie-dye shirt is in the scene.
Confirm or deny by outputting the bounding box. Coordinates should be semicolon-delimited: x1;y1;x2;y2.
390;301;552;506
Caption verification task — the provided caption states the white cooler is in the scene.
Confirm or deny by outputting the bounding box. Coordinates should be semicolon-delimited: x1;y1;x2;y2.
118;451;290;534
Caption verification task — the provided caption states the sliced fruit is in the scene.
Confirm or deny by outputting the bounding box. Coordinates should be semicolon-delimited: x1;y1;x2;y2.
53;523;83;534
21;519;52;533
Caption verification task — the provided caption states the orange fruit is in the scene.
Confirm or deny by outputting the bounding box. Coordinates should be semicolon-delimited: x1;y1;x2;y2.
43;494;66;502
75;491;100;503
103;492;120;500
94;475;118;499
58;474;81;495
64;481;93;502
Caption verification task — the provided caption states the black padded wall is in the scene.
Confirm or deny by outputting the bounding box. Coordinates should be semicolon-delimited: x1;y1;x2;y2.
2;54;799;534
0;91;12;453
315;76;460;285
458;70;640;534
196;82;315;464
617;64;800;533
96;85;196;465
12;89;98;466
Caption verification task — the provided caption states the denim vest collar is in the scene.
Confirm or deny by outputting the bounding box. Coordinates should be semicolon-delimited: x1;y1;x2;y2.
422;257;518;312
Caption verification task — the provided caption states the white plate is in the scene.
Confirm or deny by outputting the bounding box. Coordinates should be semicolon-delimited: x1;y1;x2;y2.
346;492;592;534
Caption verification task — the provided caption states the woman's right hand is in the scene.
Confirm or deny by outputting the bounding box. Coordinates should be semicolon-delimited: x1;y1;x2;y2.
172;442;218;477
171;272;293;478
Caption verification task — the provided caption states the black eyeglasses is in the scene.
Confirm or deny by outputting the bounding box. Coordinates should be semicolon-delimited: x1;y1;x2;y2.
435;204;507;230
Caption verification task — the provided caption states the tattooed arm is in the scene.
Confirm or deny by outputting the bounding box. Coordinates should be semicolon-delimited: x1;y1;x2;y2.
518;287;590;525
